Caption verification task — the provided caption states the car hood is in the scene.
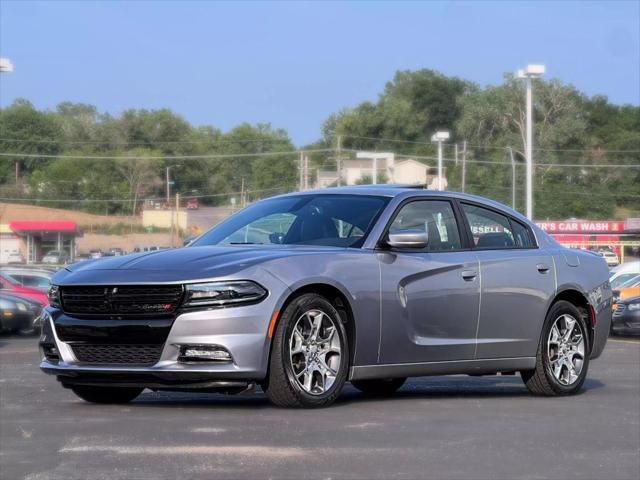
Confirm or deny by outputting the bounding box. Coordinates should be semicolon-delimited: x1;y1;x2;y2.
54;245;346;285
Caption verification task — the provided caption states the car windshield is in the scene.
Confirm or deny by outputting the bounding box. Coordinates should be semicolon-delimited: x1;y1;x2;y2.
193;194;389;248
619;275;640;289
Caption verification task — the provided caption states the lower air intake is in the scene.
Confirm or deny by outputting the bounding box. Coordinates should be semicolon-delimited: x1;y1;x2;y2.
72;344;164;366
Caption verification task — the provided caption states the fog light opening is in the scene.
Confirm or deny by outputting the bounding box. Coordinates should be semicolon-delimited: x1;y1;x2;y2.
178;345;233;363
41;343;60;362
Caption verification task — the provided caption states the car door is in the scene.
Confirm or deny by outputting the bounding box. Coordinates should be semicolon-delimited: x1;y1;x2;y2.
459;202;555;359
378;198;480;364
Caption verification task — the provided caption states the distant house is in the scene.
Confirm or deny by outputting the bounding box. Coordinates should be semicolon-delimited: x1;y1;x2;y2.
314;153;446;188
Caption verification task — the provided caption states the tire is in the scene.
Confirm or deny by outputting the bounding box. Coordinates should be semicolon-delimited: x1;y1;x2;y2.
352;378;406;397
264;293;349;408
70;385;143;404
521;300;590;396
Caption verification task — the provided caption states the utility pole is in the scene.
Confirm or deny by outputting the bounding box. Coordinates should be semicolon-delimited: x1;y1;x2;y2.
299;151;304;191
240;178;245;207
454;143;459;165
461;140;467;193
336;134;343;186
166;165;181;206
304;155;309;190
507;146;516;209
517;64;545;219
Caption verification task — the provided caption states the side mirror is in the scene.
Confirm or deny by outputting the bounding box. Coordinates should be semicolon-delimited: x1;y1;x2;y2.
386;229;429;249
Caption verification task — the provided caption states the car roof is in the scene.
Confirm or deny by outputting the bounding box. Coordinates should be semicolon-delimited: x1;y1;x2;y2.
277;185;530;224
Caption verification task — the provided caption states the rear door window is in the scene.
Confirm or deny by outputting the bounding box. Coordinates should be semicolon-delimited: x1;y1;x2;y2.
461;203;515;249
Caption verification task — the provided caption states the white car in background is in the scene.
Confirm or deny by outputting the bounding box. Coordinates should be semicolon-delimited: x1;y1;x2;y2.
598;250;619;267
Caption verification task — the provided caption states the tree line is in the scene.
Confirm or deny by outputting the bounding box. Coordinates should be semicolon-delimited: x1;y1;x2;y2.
0;68;638;219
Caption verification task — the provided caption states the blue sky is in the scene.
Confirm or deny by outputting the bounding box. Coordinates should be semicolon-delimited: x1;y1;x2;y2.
1;1;638;145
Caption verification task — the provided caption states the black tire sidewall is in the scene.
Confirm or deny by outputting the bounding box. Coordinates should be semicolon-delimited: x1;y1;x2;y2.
279;294;349;405
541;301;590;394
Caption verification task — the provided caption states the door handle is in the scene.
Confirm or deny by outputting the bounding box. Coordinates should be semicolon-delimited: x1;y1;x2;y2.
461;269;477;281
536;263;550;273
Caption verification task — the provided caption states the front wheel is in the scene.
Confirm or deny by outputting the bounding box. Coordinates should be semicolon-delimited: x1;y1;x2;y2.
70;386;143;404
521;300;590;396
264;293;349;408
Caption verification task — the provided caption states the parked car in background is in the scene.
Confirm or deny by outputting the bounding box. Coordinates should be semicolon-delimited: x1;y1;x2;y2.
611;295;640;335
186;198;200;210
0;292;42;335
0;273;48;306
612;274;640;308
609;261;640;290
89;250;103;259
598;250;619;267
0;268;52;292
109;248;125;256
42;250;70;265
41;187;611;407
6;251;25;264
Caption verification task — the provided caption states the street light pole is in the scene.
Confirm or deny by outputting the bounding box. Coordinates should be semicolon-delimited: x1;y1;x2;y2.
431;131;450;191
166;165;181;205
507;146;516;209
517;64;545;219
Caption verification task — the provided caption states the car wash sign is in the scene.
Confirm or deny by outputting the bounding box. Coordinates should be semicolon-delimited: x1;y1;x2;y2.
536;220;625;233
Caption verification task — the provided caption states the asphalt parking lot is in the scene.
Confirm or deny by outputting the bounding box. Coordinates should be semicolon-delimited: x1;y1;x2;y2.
1;336;638;480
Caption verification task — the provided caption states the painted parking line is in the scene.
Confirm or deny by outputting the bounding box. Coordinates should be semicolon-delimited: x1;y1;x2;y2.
608;339;640;345
60;445;307;457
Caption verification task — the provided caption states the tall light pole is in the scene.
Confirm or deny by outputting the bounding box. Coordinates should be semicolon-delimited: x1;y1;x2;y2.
166;164;181;205
1;58;16;182
431;131;450;190
516;64;545;219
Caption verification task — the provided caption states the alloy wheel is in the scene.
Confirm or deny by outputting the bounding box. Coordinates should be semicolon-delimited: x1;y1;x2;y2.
547;314;585;386
289;309;342;395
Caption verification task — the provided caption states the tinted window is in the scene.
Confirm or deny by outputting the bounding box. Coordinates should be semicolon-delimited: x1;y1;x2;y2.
511;220;535;248
389;200;462;251
194;194;389;248
462;203;515;249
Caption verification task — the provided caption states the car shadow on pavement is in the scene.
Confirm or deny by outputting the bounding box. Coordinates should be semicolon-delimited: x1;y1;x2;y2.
122;375;606;410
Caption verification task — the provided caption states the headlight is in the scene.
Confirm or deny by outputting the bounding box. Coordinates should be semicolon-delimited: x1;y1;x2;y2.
16;302;27;311
184;281;267;308
628;303;640;311
48;285;61;308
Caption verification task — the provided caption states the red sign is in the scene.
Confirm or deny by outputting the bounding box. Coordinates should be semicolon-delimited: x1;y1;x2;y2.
536;220;624;234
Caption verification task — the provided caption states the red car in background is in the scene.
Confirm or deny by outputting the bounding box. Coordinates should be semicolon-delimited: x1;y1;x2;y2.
0;273;49;306
186;198;199;210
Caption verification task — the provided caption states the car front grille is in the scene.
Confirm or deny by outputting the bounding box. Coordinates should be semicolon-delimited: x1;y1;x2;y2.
71;344;164;365
614;304;626;316
60;285;184;318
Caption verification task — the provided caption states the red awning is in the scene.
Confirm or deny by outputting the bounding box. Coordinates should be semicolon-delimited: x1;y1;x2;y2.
9;220;79;233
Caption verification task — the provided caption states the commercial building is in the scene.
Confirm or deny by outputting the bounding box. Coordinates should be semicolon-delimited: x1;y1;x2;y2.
0;220;80;264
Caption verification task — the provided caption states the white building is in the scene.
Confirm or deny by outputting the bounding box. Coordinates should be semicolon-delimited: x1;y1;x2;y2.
315;152;446;189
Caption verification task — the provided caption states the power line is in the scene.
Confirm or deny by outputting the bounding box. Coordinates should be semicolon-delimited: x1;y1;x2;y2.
336;135;640;154
0;186;292;204
0;137;292;146
394;153;640;168
0;149;334;160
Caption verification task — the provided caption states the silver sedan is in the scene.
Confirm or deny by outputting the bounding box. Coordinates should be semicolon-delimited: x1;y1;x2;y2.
40;186;612;407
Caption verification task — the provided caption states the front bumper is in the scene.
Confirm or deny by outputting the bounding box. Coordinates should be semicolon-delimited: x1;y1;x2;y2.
39;295;281;388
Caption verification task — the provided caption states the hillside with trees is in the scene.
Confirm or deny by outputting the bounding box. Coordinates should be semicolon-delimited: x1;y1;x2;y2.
1;69;638;219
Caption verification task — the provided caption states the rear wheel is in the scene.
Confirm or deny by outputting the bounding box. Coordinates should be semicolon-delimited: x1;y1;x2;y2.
70;386;143;404
521;300;590;396
264;293;349;408
352;378;406;396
